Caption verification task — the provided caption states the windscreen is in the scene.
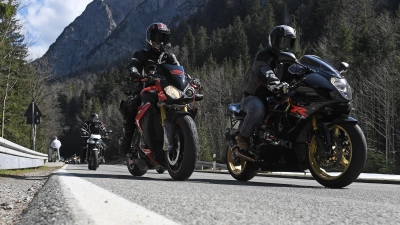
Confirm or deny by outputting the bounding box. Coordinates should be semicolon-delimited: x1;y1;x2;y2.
298;55;341;78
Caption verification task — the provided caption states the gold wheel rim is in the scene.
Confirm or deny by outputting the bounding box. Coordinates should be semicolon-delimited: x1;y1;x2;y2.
309;124;352;180
227;146;247;175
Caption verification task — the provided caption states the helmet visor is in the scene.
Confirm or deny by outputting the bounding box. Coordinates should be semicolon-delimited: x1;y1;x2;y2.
149;31;171;45
275;36;296;51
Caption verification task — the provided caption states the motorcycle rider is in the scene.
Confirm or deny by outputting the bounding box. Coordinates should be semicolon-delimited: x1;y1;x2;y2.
119;22;201;156
235;25;296;161
50;136;61;162
81;113;108;163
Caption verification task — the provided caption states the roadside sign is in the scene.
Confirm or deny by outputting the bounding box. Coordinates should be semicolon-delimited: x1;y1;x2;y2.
24;102;42;124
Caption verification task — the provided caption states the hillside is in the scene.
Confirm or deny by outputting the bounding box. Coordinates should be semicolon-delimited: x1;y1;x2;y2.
37;0;208;77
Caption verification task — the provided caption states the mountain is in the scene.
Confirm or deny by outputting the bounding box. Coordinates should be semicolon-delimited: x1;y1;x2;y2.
38;0;208;77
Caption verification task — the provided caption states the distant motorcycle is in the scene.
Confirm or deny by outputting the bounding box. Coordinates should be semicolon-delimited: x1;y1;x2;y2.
81;125;112;170
72;155;80;164
225;52;367;188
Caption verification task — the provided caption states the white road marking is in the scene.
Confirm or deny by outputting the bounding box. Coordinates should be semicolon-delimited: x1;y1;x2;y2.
56;168;180;225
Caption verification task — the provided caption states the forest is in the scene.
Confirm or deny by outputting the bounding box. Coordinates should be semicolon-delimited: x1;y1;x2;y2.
1;0;399;174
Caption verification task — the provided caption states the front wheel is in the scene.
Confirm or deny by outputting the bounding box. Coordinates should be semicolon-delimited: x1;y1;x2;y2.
226;145;256;181
88;146;99;171
165;115;199;181
308;123;367;188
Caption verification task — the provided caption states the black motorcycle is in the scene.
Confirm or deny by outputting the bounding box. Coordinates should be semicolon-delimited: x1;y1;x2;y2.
81;125;112;170
124;63;203;180
225;52;367;188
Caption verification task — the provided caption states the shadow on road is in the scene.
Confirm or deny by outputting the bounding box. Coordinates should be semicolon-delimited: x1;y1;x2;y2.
54;165;321;189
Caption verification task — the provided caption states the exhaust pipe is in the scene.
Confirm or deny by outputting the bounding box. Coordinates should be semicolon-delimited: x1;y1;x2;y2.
224;129;239;151
225;129;239;151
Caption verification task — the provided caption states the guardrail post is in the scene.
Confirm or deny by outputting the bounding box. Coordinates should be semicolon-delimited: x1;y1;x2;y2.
213;154;216;170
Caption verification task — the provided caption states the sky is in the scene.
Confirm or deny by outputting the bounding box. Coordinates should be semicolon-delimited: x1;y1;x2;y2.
17;0;93;60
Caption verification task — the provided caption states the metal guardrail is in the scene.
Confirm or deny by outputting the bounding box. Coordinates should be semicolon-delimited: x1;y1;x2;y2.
0;137;47;170
196;161;227;170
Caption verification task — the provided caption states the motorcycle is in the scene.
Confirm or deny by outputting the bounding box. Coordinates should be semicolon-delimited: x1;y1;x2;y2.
225;52;367;188
48;147;59;162
81;124;112;170
123;63;203;180
72;155;80;164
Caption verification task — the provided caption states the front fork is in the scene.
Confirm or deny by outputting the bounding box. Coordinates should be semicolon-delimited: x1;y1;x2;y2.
312;115;332;156
161;104;186;152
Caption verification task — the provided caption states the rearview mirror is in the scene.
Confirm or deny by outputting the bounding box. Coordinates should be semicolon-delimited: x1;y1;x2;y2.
339;62;349;73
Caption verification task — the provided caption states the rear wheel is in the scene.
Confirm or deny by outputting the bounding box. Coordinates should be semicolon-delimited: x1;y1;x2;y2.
127;131;147;176
127;155;147;176
308;123;367;188
165;115;198;181
226;145;256;181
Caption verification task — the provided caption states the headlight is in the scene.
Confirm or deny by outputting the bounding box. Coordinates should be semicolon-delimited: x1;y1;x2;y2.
185;89;194;97
331;77;352;100
164;85;182;99
87;139;96;144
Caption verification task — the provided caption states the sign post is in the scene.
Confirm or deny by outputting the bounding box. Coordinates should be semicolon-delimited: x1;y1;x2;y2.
24;102;42;151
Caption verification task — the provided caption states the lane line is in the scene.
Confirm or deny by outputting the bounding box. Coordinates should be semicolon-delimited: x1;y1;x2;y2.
56;168;180;225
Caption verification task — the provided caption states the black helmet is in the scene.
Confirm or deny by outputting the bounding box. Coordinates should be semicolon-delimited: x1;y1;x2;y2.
146;23;171;53
53;136;58;140
90;113;99;122
268;25;296;55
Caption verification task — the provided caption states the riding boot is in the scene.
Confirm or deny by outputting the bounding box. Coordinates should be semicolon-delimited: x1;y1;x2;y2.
235;134;249;150
119;119;135;155
81;146;87;163
235;134;255;161
119;132;134;155
119;97;139;156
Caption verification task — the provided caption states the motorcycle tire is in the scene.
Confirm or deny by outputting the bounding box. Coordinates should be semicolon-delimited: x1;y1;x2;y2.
88;147;99;171
226;145;256;181
127;156;147;176
165;115;199;181
308;123;367;188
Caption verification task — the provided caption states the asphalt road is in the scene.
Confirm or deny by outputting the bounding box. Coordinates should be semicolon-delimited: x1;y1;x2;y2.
18;164;400;225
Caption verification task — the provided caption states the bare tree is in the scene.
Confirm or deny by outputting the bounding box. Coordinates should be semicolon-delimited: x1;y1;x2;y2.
0;63;17;137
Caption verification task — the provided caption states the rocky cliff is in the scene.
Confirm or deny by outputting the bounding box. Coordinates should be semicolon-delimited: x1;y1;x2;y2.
39;0;207;77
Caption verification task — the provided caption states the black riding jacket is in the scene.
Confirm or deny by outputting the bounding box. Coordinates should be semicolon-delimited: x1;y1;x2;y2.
126;49;180;94
244;47;293;101
83;121;107;136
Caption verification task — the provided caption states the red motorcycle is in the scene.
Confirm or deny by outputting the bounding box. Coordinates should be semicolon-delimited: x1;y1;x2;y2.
125;64;203;181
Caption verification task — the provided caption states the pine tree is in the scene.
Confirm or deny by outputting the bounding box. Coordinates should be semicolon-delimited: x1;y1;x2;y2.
195;26;210;67
231;17;250;65
182;26;196;67
0;0;29;143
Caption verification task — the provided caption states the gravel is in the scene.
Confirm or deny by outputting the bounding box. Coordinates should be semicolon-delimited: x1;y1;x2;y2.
0;167;60;225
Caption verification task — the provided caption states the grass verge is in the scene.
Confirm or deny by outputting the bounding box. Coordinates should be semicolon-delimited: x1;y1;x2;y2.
0;166;62;176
